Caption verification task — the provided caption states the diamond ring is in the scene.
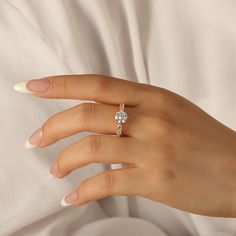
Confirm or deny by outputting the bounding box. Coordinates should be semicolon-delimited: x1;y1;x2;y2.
114;103;128;137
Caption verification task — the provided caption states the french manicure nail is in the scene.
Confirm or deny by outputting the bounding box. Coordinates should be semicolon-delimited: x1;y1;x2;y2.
13;80;33;93
60;191;78;207
48;171;55;179
13;78;50;93
25;128;43;149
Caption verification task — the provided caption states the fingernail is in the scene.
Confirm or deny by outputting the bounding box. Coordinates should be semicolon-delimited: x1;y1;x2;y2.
60;191;78;207
13;78;50;93
48;171;55;179
49;160;59;178
25;128;43;149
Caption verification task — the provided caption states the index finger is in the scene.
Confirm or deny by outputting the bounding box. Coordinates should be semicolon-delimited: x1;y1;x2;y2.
23;74;147;106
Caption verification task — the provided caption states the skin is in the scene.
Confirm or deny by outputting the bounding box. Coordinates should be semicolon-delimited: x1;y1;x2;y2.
28;74;236;217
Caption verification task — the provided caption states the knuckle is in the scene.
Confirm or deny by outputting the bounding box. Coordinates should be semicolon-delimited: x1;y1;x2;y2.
158;167;176;183
157;90;169;105
61;76;69;94
156;117;174;137
101;170;114;193
77;180;87;199
84;135;103;156
93;76;110;95
150;165;176;200
46;116;55;131
39;115;58;146
43;115;57;137
57;151;69;176
78;103;95;122
145;115;174;140
141;87;175;108
156;89;175;108
159;172;175;197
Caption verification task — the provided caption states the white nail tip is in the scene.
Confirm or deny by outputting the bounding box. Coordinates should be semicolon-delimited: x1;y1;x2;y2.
60;196;72;207
13;81;33;93
48;171;55;179
25;139;36;149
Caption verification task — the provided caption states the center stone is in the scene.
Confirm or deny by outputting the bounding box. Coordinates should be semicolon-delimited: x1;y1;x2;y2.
115;111;128;123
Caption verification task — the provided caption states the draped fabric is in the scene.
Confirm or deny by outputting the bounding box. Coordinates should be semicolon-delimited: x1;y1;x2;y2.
0;0;236;235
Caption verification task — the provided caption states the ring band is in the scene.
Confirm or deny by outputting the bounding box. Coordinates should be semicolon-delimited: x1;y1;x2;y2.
115;103;128;137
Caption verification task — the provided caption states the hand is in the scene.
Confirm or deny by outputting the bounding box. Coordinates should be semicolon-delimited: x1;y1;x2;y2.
14;74;236;217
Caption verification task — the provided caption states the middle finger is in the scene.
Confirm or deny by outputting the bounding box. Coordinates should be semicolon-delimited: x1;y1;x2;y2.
50;134;144;178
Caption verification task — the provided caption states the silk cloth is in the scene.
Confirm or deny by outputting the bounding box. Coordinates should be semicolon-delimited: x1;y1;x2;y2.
0;0;236;235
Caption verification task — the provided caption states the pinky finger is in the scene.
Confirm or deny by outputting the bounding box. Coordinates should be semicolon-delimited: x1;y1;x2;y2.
60;167;144;207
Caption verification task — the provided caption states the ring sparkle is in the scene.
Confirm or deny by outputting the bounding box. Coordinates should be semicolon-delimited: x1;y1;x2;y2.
115;103;128;137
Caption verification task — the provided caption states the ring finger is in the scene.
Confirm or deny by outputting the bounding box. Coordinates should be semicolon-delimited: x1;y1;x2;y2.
26;102;139;148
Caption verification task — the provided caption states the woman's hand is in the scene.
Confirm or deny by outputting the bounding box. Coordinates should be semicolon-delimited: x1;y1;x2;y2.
14;74;236;217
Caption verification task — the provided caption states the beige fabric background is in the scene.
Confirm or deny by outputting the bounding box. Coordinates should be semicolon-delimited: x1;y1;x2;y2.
0;0;236;235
